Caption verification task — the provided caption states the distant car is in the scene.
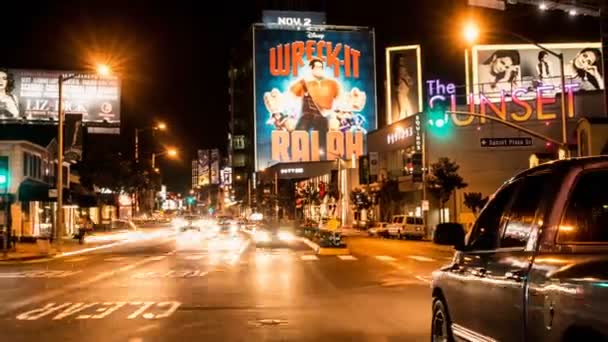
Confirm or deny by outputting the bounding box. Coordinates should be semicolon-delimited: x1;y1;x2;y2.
368;222;388;237
386;215;424;239
253;224;295;247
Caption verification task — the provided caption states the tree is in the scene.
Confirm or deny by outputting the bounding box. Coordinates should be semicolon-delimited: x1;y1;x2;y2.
463;192;489;216
427;157;468;223
374;178;403;222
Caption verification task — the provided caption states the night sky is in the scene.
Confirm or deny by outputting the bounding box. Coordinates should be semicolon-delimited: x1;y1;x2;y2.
1;0;601;192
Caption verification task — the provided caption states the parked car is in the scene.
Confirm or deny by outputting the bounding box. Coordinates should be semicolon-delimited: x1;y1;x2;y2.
368;222;389;237
386;215;424;239
431;156;608;342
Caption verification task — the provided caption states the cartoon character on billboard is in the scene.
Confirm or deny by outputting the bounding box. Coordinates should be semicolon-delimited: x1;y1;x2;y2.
263;57;367;148
478;50;521;96
0;68;19;118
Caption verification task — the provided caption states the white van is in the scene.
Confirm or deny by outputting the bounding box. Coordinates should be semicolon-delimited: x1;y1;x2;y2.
386;215;425;239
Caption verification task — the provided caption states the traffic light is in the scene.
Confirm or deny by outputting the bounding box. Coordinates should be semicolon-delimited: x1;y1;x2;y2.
411;153;423;183
426;102;451;139
0;156;9;190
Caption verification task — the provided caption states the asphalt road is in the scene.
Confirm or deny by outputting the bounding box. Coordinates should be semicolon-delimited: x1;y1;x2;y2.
0;228;456;342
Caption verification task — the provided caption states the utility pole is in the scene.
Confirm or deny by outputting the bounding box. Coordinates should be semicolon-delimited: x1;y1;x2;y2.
274;171;279;222
55;74;65;250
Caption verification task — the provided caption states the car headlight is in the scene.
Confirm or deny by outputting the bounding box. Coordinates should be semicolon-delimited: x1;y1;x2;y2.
278;231;294;241
255;231;270;242
230;224;238;233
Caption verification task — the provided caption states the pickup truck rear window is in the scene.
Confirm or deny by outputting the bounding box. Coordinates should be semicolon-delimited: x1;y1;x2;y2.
558;169;608;244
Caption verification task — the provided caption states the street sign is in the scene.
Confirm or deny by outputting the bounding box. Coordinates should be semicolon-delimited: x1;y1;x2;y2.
468;0;505;10
422;200;429;211
480;137;533;147
48;189;57;198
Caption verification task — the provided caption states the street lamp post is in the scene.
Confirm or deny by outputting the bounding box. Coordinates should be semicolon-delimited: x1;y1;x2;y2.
135;122;166;163
55;64;111;248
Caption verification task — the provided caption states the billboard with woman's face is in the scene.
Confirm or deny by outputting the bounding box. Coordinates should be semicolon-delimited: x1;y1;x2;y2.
385;45;423;125
0;68;120;123
471;42;603;102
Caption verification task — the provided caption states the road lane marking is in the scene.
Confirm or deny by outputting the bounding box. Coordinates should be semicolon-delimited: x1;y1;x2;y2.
337;255;357;261
184;255;205;260
16;301;181;321
375;255;397;261
0;270;82;278
64;256;88;262
408;255;436;262
132;270;208;279
1;254;172;316
301;255;319;261
148;256;166;261
416;275;432;284
104;257;127;262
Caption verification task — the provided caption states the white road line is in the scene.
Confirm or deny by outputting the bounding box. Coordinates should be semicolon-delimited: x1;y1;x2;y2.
301;255;319;261
104;257;127;262
119;265;137;272
415;275;432;284
1;255;168;316
408;255;436;262
337;255;357;261
184;255;204;260
375;255;397;262
148;256;166;261
64;257;88;262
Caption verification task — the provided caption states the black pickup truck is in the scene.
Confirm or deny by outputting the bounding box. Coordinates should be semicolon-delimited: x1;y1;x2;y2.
431;156;608;342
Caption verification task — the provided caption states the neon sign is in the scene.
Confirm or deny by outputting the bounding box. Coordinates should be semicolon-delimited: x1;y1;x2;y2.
387;126;414;144
426;79;580;127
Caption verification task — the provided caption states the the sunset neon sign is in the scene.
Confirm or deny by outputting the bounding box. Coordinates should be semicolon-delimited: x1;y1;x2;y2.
426;79;580;126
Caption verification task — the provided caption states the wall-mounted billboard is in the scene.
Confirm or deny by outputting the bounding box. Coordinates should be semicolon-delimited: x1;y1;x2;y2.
470;42;603;103
253;25;377;171
0;68;120;123
385;45;423;125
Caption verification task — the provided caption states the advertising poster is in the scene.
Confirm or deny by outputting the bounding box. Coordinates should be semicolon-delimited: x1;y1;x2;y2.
471;42;603;102
385;45;423;124
64;113;83;163
0;68;120;123
210;148;220;185
197;150;210;186
253;25;377;171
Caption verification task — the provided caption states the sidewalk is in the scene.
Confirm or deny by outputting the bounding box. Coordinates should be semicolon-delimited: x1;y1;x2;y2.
0;231;140;262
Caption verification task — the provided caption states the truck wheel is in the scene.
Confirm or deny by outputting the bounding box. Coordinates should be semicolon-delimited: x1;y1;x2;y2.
431;298;454;342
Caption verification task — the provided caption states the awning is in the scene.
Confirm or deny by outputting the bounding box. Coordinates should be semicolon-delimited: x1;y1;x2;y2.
18;179;52;202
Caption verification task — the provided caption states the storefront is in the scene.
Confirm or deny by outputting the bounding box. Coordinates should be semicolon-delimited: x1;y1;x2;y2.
259;160;361;226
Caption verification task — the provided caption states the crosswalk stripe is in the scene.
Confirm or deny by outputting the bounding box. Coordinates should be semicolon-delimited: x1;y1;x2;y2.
184;255;205;260
408;255;436;262
300;255;319;261
337;255;357;260
375;255;396;262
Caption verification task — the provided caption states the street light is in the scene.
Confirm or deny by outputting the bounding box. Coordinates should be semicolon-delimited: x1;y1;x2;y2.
462;22;569;155
151;147;178;169
135;122;167;163
56;64;113;248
